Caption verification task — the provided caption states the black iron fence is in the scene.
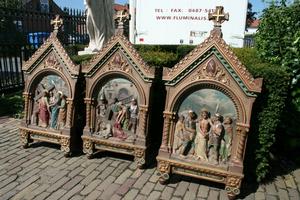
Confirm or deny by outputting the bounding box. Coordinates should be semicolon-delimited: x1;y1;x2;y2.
0;4;87;93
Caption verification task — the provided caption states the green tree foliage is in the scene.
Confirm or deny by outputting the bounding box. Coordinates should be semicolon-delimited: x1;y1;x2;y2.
255;0;300;174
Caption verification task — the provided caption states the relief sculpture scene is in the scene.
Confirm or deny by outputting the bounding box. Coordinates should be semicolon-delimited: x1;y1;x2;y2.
93;78;140;143
31;75;69;130
172;89;236;166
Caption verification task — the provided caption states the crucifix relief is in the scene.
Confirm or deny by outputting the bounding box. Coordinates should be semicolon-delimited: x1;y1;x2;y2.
208;6;229;27
51;15;63;31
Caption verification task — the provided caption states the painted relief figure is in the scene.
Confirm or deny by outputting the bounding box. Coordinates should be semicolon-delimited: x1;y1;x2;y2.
174;89;237;165
94;78;140;142
38;90;50;128
208;114;224;164
194;109;210;161
219;116;233;163
32;75;69;130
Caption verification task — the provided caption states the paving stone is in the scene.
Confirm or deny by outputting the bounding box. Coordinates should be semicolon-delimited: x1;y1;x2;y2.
68;167;84;178
0;175;17;189
10;183;39;200
63;175;84;190
287;188;300;200
99;183;120;200
147;191;161;200
274;177;286;189
284;174;298;189
19;168;41;182
60;184;85;200
207;189;219;200
33;191;50;200
47;177;70;193
133;173;151;189
219;190;229;200
70;194;84;200
197;185;210;198
84;190;102;200
161;186;174;200
80;171;100;185
110;160;121;167
149;172;159;183
123;188;139;200
116;178;136;195
255;191;266;200
111;163;129;177
140;182;155;195
46;188;67;200
26;184;50;199
265;183;277;195
243;193;255;200
96;176;116;191
80;163;99;176
277;188;289;200
16;175;40;191
136;194;147;200
0;189;18;200
154;182;165;191
80;179;102;196
174;181;189;197
98;166;115;180
115;169;133;184
265;194;278;200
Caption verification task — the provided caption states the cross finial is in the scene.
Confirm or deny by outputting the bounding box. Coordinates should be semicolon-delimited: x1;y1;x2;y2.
115;10;129;23
208;6;229;27
51;15;63;31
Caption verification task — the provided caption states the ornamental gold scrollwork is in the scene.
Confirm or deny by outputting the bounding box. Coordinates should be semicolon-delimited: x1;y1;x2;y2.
60;137;70;153
83;139;94;157
134;148;146;168
157;160;171;183
20;129;29;148
225;176;242;198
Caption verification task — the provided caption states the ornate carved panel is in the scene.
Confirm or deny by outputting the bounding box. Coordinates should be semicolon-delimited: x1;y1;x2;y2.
82;34;154;168
20;20;79;156
157;6;262;199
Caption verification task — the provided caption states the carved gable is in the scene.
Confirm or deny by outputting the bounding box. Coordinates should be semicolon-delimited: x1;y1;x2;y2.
22;33;79;78
163;32;262;96
82;34;154;81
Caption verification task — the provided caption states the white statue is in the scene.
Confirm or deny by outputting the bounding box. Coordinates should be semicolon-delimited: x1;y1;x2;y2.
79;0;115;55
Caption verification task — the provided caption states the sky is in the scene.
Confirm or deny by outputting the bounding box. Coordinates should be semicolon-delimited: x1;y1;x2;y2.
53;0;269;16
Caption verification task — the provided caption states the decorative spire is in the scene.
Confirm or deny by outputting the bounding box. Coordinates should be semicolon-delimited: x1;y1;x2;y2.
51;15;63;32
208;6;229;28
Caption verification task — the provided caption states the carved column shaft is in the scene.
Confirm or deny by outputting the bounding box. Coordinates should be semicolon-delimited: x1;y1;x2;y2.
85;98;92;131
23;92;30;124
66;98;73;128
232;124;249;164
138;105;148;139
160;112;174;152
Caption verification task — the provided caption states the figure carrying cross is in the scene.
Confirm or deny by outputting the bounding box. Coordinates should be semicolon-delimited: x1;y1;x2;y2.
51;15;63;31
208;6;229;28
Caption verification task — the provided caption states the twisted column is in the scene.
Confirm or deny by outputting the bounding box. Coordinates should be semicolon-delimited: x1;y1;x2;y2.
138;105;148;139
65;98;73;128
84;98;92;131
232;124;249;164
160;111;174;152
23;92;30;124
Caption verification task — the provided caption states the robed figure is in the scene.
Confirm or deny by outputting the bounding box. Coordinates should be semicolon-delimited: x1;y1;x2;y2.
84;0;115;52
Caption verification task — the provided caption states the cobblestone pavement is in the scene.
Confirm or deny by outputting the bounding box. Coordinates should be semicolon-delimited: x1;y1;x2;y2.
0;118;300;200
